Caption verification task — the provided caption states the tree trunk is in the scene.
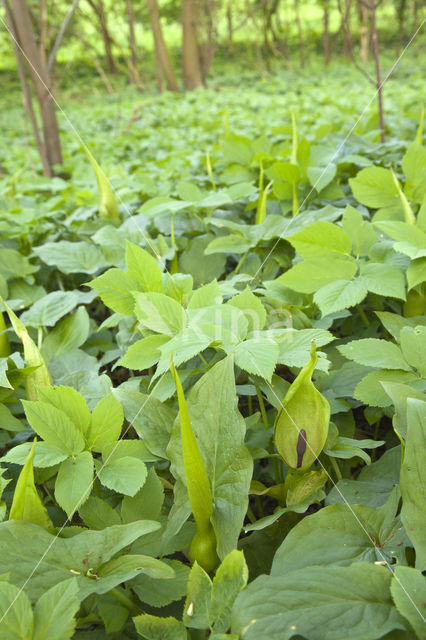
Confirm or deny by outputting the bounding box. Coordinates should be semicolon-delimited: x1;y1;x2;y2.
87;0;117;74
294;0;305;68
395;0;407;56
125;0;142;85
369;2;385;142
7;0;63;175
358;0;369;62
339;0;353;59
182;0;204;89
146;0;179;91
227;3;233;51
323;0;331;65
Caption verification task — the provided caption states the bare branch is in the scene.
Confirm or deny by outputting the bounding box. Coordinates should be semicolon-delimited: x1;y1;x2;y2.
47;0;81;74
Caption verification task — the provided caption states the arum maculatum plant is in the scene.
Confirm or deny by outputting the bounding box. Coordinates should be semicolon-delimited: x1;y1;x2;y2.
170;356;219;573
274;341;330;471
0;296;52;400
0;311;10;357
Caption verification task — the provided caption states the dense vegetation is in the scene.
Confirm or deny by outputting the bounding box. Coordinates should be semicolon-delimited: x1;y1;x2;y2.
0;1;425;639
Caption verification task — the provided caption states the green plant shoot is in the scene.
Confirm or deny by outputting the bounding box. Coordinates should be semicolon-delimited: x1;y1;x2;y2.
83;145;120;221
0;311;10;357
170;356;219;572
274;342;330;471
9;439;54;532
0;296;52;400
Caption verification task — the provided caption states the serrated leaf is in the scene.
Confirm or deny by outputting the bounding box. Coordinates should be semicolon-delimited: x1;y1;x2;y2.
33;578;79;640
134;292;187;336
34;241;107;274
22;400;85;455
125;241;163;293
54;451;93;517
133;614;187;640
98;456;147;497
277;257;357;294
234;338;278;382
287;221;351;257
338;339;412;371
314;278;368;316
86;394;123;452
89;268;140;315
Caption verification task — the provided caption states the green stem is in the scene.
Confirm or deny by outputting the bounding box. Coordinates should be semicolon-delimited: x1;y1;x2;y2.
248;394;253;416
356;304;369;327
109;587;141;615
246;505;256;523
235;250;249;274
255;385;269;430
198;352;208;367
292;182;299;217
329;456;342;481
255;494;264;518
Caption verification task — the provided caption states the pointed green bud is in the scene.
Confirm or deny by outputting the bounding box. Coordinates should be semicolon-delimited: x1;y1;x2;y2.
274;342;330;471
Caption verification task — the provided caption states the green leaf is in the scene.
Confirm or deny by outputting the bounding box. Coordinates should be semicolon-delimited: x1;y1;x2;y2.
287;221;351;258
338;339;412;371
342;206;377;257
188;280;222;309
399;326;426;376
125;241;163;293
402;142;426;203
133;614;187;640
400;399;426;569
54;451;93;517
205;235;252;255
234;338;279;382
307;165;336;192
98;456;147;497
211;550;248;633
78;496;121;530
0;519;160;601
121;467;164;523
231;564;408;640
42;307;90;360
179;234;226;287
381;382;426;441
355;370;418;407
134;292;187;336
276;328;334;368
272;499;408;574
183;562;212;629
22;400;85;455
391;566;426;639
350;167;399;209
277;257;357;294
89;268;140;315
132;559;190;608
406;258;426;290
1;442;68;468
0;581;33;639
37;385;91;439
20;292;79;329
86;393;123;452
373;221;426;260
33;578;79;640
314;278;368;316
9;439;54;532
167;357;253;560
0;247;38;280
34;241;107;274
359;263;406;300
227;287;266;332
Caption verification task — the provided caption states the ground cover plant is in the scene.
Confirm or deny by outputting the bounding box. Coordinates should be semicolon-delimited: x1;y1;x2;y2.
0;3;425;638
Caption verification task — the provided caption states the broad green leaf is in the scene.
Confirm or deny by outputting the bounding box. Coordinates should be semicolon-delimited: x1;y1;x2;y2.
183;562;212;629
287;221;351;258
355;370;419;407
231;564;408;640
338;339;412;371
78;496;121;530
400;399;426;569
0;403;24;432
119;335;170;370
314;278;368;316
227;287;266;332
121;467;164;523
307;165;336;192
132;559;190;608
373;221;426;259
381;382;426;441
42;307;90;360
1;441;68;468
98;456;147;497
0;519;160;601
277;256;357;294
0;581;33;639
391;566;426;639
399;326;426;376
34;241;107;274
188;280;222;309
20;292;79;329
89;268;140;315
274;343;330;470
9;439;54;532
37;385;91;439
205;235;252;255
276;328;334;368
22;400;85;455
86;393;123;452
134;292;187;336
125;241;163;293
350;166;399;209
342;206;377;257
133;614;187;640
211;550;248;633
0;248;38;280
55;451;93;517
402;142;426;203
359;262;406;300
272;500;408;574
179;234;226;287
234;338;279;382
406;258;426;290
33;578;79;640
83;145;120;220
167;356;253;560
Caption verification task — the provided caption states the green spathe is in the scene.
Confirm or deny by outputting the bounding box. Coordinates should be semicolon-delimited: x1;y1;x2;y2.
274;342;330;470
